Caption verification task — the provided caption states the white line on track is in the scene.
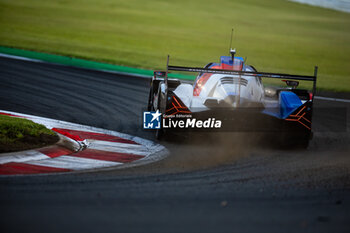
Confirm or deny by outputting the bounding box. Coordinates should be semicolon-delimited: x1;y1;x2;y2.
26;155;121;170
88;140;151;156
314;96;350;103
0;151;49;165
0;53;152;79
0;53;43;62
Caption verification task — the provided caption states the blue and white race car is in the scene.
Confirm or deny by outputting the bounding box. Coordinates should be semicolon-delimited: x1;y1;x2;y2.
148;49;317;147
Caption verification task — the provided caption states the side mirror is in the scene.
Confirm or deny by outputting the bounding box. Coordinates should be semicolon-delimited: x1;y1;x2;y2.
282;80;299;89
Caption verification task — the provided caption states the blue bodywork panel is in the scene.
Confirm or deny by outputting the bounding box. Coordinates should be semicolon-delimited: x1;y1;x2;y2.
280;91;303;119
263;91;303;119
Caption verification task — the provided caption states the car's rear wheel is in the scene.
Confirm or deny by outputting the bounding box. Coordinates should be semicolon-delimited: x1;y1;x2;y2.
154;85;165;140
147;84;154;111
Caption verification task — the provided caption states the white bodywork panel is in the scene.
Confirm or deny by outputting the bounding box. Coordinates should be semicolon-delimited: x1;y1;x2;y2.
173;73;265;111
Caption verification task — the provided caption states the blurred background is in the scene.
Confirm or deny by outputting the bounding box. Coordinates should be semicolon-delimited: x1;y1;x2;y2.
0;0;349;91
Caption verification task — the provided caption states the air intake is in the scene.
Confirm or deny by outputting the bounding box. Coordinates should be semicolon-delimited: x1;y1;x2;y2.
220;77;247;86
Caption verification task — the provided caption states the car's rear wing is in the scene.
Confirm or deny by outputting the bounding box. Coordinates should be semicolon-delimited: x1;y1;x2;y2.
167;65;317;82
165;59;318;101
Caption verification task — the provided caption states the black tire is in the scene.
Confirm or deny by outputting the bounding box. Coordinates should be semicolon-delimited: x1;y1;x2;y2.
155;125;163;140
154;84;165;140
147;82;155;111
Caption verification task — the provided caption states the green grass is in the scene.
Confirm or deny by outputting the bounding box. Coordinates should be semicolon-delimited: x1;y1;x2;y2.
0;115;57;152
0;0;349;91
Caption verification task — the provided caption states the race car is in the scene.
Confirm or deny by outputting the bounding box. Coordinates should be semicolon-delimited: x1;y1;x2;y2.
147;49;317;147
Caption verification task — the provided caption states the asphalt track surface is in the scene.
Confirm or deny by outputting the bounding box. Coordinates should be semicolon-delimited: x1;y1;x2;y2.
0;57;349;233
